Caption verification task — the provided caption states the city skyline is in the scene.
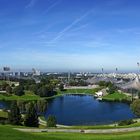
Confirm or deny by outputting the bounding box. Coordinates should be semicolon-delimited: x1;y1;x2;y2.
0;0;140;71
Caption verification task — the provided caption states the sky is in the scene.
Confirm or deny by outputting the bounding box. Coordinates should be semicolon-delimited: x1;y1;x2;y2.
0;0;140;72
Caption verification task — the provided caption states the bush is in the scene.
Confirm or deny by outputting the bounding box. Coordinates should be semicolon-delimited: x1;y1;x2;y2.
118;119;136;126
47;115;57;127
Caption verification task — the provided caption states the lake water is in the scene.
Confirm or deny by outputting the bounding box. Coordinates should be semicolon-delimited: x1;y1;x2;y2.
44;94;136;125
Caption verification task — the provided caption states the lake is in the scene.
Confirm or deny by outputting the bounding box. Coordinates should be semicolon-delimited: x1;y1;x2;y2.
0;94;136;126
44;94;136;125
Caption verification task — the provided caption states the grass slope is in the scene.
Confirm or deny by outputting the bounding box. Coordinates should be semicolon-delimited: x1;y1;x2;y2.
1;125;140;140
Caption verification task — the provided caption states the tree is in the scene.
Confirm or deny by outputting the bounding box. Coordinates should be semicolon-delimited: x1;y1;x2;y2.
37;86;48;97
36;100;47;114
138;91;140;99
131;99;140;117
17;101;26;113
98;81;112;87
13;85;25;96
59;83;64;91
24;102;39;127
0;82;9;90
6;85;12;94
107;84;117;94
8;101;22;125
47;115;57;127
37;85;54;97
29;84;38;94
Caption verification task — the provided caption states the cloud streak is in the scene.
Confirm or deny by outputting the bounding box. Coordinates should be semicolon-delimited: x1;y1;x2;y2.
50;9;93;43
43;0;62;14
25;0;38;8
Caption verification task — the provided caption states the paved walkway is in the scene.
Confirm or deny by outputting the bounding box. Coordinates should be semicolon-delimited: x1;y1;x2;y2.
14;127;140;134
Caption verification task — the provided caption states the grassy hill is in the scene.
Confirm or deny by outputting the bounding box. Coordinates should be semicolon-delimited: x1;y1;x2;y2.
1;125;140;140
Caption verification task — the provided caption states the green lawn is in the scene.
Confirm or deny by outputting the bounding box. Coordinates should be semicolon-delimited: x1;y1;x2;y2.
0;111;8;118
102;92;131;102
62;87;103;94
1;125;140;140
0;91;41;101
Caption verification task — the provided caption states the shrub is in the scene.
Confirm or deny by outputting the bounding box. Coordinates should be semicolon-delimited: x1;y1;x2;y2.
118;119;136;126
47;115;57;127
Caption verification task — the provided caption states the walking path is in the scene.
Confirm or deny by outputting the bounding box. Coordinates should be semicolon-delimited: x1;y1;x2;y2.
14;127;140;134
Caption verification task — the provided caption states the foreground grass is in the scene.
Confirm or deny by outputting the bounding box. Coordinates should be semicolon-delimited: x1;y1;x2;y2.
1;125;140;140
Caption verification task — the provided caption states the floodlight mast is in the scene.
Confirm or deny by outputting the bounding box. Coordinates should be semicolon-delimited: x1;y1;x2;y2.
137;62;140;74
115;67;118;78
101;68;104;77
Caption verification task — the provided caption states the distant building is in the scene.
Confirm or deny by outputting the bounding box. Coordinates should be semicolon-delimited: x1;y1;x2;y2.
32;68;41;76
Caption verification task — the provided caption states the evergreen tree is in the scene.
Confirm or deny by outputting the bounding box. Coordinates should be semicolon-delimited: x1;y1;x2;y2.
36;100;47;114
8;101;22;125
24;102;39;127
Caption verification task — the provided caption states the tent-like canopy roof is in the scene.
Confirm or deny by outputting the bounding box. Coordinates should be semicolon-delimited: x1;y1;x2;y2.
120;76;140;90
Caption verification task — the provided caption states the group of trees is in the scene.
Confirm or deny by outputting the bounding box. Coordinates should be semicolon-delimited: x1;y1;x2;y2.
69;79;88;86
16;100;47;114
0;82;12;91
98;81;112;87
8;100;56;127
0;77;60;98
98;81;118;94
8;101;39;127
22;78;59;97
0;81;25;96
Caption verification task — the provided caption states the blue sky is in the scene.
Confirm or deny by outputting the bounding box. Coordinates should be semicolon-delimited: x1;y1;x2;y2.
0;0;140;72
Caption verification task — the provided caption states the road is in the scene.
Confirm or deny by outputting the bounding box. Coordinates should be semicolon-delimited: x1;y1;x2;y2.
14;127;140;134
